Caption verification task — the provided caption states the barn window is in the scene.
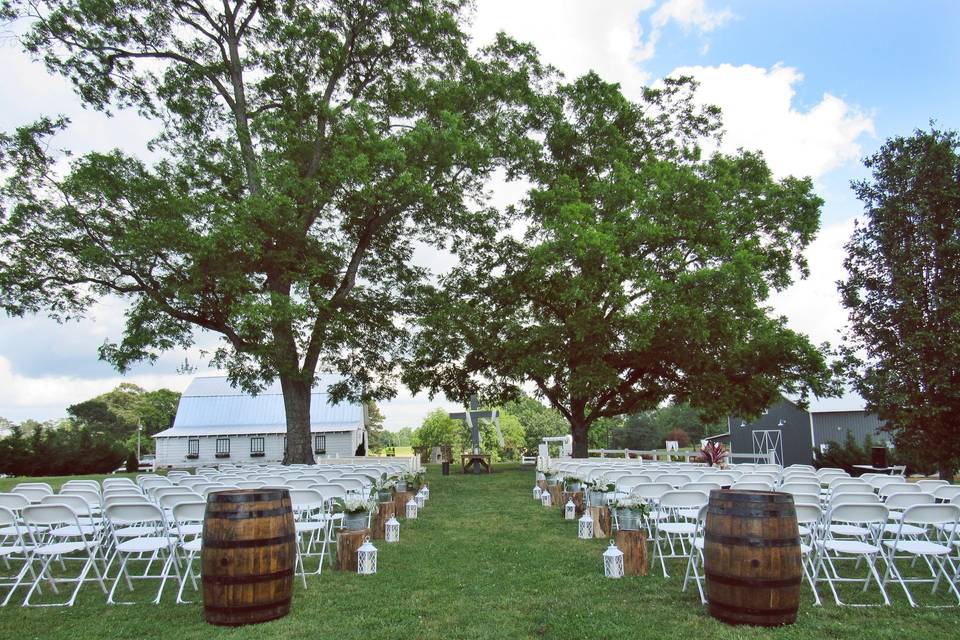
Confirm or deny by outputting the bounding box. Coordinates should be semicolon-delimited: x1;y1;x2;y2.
215;437;231;458
250;437;265;457
314;435;326;454
187;438;199;459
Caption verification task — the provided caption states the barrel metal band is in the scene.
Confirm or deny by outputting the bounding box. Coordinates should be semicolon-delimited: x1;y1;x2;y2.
210;491;287;504
705;571;802;588
202;568;293;585
203;534;295;549
206;507;291;520
704;532;800;548
709;601;799;617
708;506;794;518
204;597;292;613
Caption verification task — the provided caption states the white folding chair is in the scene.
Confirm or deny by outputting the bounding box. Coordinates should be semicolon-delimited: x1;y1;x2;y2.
103;503;180;604
882;504;960;607
795;503;823;606
651;490;709;577
681;505;708;604
814;503;891;606
933;486;960;502
171;502;205;604
915;480;950;493
289;489;333;583
16;504;107;606
0;506;33;607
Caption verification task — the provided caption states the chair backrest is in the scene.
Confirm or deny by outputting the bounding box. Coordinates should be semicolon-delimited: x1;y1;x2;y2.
289;489;326;511
0;492;31;511
0;505;22;531
627;483;673;500
731;481;773;491
235;481;266;489
794;503;823;526
105;503;167;532
332;478;365;493
12;487;52;503
655;474;690;488
171;501;207;534
831;493;880;507
699;474;735;486
867;476;904;490
62;480;101;493
915;480;949;491
780;482;820;495
158;492;203;509
681;482;721;494
831;483;874;496
310;483;347;503
659;490;709;509
103;494;151;510
883;492;935;510
933;486;960;500
202;485;240;497
879;483;921;497
21;503;82;527
790;493;821;506
616;476;652;491
900;503;960;527
287;479;319;489
59;489;101;507
13;482;53;494
829;503;888;525
40;494;93;515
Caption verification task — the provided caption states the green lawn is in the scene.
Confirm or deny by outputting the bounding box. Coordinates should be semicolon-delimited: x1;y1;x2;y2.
0;464;957;639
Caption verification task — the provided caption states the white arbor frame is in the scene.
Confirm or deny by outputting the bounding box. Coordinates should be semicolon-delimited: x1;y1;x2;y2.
752;430;783;466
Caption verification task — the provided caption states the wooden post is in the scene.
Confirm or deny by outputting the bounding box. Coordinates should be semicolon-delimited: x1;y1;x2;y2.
394;491;413;518
336;529;370;572
589;506;611;538
615;529;649;576
371;502;395;540
537;479;548;491
561;491;585;516
548;485;562;508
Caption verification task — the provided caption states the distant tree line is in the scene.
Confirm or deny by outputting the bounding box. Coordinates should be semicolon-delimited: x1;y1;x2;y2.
405;393;724;461
0;383;180;476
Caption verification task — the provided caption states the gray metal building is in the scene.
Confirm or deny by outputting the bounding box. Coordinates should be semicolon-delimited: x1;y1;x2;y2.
729;394;884;466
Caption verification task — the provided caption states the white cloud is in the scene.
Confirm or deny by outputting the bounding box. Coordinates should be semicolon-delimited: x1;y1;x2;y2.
669;63;874;180
471;0;657;99
651;0;734;32
768;218;855;347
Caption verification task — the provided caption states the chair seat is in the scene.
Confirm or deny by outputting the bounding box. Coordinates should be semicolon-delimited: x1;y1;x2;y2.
828;524;870;537
883;540;951;556
174;524;203;537
49;524;101;537
876;523;926;537
114;525;159;538
800;542;812;555
180;538;202;552
822;539;881;555
658;522;696;535
116;536;172;554
296;521;325;533
34;541;87;556
0;544;27;557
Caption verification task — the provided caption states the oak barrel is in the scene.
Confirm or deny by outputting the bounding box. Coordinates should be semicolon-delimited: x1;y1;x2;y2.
202;489;296;626
704;490;802;627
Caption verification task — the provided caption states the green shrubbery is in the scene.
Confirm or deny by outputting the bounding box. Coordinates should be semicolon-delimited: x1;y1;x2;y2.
813;431;941;476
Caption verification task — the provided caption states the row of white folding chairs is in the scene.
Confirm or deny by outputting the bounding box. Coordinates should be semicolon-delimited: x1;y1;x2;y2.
681;498;960;607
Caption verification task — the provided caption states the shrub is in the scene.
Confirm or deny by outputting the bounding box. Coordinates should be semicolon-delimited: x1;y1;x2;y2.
663;428;690;448
125;451;139;473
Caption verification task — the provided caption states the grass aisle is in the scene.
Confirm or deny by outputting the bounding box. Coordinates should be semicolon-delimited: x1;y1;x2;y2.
1;464;957;639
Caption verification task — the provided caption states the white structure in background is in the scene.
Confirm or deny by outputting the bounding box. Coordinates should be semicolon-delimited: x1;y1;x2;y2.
153;375;368;468
537;434;574;470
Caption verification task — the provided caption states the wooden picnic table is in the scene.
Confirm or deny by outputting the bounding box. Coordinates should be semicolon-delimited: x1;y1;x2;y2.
461;453;492;474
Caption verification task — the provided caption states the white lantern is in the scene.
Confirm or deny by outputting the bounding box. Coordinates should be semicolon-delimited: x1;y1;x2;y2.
385;516;400;543
406;498;418;519
357;536;378;575
578;512;594;539
533;485;543;500
421;485;430;500
603;540;624;579
564;499;576;520
541;489;552;507
416;491;426;508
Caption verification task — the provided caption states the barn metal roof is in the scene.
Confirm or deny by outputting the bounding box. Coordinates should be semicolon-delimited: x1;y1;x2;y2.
153;375;363;438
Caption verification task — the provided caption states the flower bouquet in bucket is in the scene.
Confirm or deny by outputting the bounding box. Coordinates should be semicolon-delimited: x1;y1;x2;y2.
612;498;650;531
335;497;377;531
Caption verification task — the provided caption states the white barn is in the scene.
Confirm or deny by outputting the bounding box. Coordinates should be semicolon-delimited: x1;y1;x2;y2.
153;375;368;468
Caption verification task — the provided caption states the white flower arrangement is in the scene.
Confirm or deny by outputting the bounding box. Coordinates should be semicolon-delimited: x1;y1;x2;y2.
338;497;376;514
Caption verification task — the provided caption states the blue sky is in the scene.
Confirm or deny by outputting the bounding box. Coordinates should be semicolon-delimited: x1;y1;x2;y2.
0;0;957;428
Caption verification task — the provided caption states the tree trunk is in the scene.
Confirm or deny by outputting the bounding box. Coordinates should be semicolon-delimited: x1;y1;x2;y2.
939;457;956;481
570;419;590;458
280;375;315;465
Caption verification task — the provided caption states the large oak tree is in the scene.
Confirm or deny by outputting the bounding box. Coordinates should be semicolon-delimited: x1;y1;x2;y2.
0;1;543;463
404;73;836;457
839;126;960;479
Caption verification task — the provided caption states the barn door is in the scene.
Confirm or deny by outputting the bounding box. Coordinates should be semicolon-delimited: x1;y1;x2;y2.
752;430;783;465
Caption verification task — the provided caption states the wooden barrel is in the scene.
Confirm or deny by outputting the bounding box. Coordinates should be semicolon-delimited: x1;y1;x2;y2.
202;489;296;626
704;490;802;627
